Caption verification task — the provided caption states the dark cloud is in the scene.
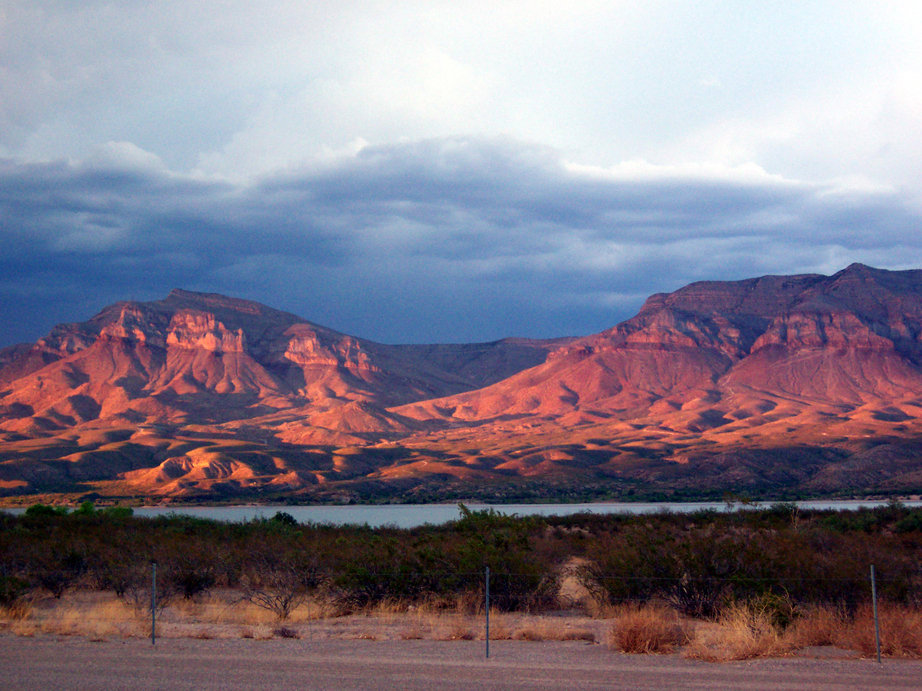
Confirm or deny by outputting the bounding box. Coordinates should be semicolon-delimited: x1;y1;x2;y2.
2;137;922;348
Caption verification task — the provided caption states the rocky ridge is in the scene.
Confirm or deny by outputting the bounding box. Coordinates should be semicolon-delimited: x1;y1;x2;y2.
3;264;922;501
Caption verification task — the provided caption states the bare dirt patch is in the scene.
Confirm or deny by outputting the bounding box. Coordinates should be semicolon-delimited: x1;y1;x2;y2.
4;634;922;691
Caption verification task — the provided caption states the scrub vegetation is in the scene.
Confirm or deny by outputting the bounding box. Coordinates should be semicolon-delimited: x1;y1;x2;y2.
2;501;922;658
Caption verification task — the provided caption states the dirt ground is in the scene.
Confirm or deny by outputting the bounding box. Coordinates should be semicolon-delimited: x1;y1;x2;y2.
4;589;922;689
4;634;922;690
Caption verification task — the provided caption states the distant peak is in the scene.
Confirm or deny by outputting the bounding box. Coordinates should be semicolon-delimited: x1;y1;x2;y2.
830;263;887;282
165;288;246;304
162;289;265;316
167;288;221;300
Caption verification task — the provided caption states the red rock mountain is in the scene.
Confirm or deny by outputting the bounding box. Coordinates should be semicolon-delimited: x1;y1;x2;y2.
399;263;922;420
3;264;922;502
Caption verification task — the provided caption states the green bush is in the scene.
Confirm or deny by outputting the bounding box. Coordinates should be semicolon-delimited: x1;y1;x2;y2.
2;503;921;616
23;504;69;518
0;574;31;608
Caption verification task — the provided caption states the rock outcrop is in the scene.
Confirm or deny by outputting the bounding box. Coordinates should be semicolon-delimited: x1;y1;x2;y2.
3;264;922;500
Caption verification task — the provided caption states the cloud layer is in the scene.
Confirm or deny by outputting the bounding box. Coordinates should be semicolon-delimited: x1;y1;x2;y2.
3;136;921;346
2;3;921;345
4;2;922;186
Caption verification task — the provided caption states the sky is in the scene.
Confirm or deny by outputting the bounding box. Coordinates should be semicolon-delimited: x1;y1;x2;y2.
2;1;922;347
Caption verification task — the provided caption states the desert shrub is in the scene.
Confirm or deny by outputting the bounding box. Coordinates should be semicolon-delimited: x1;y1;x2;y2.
764;502;800;524
331;506;556;612
334;562;427;609
270;511;298;527
74;501;96;516
894;511;922;534
782;604;844;648
608;605;687;653
240;554;324;620
35;549;87;599
441;505;557;611
578;522;748;616
576;507;922;615
683;601;786;662
121;563;177;616
0;574;31;609
3;503;922;621
172;562;217;600
748;591;797;630
23;504;69;518
329;529;429;608
88;548;145;597
839;603;922;658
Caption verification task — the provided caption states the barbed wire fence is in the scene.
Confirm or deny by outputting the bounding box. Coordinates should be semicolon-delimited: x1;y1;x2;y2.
121;561;902;663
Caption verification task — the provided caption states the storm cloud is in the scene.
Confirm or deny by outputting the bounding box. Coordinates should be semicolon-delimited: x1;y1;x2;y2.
2;136;920;346
2;3;921;346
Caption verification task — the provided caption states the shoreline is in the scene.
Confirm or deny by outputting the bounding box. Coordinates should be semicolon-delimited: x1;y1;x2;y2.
4;497;922;530
3;489;922;511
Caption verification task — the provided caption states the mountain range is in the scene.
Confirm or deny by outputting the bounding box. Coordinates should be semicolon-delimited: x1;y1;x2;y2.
3;263;922;503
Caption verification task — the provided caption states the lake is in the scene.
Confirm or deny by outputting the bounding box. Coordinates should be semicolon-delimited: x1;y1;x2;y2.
6;499;918;528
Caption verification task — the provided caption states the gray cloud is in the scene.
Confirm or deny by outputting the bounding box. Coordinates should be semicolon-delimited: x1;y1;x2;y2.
2;136;922;348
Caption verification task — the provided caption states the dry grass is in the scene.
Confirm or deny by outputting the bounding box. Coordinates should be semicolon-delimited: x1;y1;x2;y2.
445;622;476;640
1;598;33;621
775;602;922;659
682;600;922;662
272;625;300;639
486;613;514;641
398;625;424;640
4;595;142;640
7;586;919;660
684;602;786;662
430;591;484;615
782;604;843;649
169;591;339;626
512;618;596;642
836;603;922;658
425;612;479;641
607;604;688;654
391;610;596;643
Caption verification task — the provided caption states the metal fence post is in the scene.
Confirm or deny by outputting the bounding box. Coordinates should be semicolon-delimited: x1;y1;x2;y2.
151;561;157;646
871;564;881;664
485;566;490;659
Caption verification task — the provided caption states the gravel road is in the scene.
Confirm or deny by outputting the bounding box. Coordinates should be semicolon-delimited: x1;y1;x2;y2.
3;634;922;690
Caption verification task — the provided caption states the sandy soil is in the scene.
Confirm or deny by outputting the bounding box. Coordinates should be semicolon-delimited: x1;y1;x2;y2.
4;634;922;690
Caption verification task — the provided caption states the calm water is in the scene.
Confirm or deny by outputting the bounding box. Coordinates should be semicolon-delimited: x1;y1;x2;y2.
6;499;920;528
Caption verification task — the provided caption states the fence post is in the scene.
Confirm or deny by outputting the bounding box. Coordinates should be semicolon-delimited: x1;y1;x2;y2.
485;566;490;659
151;561;157;646
870;564;881;664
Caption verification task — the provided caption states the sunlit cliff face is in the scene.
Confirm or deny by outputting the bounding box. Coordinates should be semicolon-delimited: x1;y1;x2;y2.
3;264;922;499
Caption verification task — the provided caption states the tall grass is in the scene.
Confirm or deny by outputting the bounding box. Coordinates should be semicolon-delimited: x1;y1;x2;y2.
682;600;922;661
5;596;142;640
683;602;785;661
839;603;922;658
607;604;688;653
